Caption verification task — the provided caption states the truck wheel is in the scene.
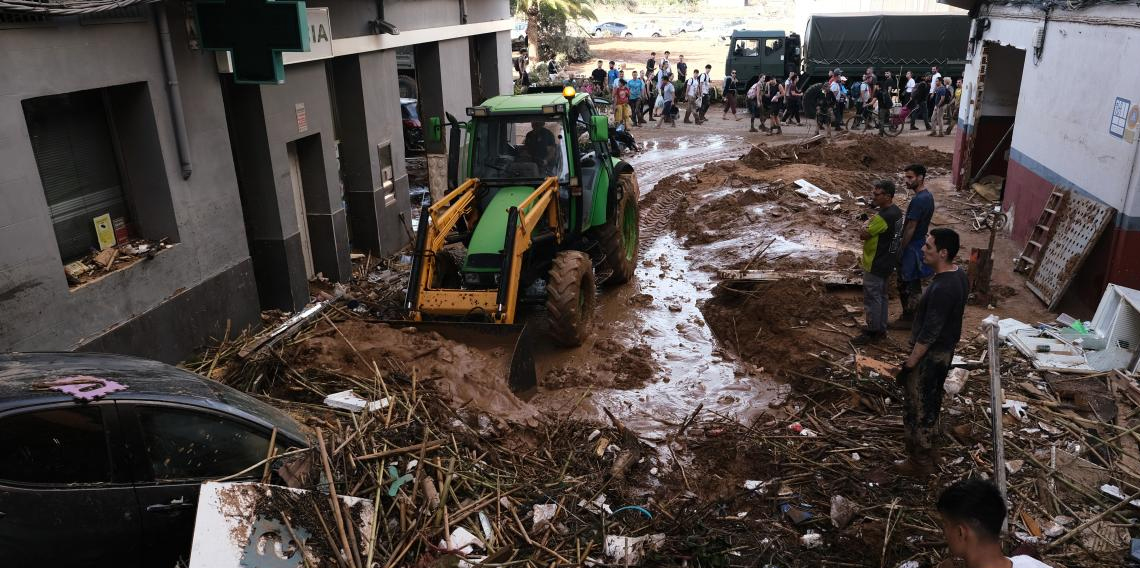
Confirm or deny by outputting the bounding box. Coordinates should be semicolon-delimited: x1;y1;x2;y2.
592;173;640;284
802;83;822;119
546;251;596;347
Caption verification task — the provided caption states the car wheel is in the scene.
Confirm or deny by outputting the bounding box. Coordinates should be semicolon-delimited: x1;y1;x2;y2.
677;30;685;35
652;32;661;38
594;28;601;37
624;32;632;37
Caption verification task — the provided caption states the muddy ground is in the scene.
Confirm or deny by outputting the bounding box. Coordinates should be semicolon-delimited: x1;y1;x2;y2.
203;118;1086;566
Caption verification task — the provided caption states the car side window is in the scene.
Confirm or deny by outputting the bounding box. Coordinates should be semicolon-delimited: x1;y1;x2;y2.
135;406;273;481
0;405;112;485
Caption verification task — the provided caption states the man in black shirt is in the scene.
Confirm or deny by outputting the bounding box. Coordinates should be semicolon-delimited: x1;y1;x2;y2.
909;76;932;130
591;60;607;93
897;227;969;476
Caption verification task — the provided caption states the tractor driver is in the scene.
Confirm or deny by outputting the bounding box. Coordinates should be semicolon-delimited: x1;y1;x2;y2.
523;120;559;176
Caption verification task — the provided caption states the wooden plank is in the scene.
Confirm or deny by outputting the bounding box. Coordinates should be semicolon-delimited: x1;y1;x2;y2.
717;269;862;286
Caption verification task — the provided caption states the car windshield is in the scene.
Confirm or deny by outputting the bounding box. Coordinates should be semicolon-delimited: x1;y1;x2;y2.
402;102;419;121
733;39;760;57
471;117;569;182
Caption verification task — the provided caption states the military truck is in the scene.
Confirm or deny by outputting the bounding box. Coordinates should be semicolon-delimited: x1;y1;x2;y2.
725;14;970;114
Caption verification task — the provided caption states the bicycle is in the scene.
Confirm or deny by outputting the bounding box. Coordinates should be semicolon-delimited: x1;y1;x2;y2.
845;104;910;137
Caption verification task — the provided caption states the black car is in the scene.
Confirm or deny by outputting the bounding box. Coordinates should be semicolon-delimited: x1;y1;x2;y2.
0;352;310;567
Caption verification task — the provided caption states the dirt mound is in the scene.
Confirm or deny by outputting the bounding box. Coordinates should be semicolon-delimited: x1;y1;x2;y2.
675;186;782;246
741;134;952;173
294;320;539;425
699;278;846;370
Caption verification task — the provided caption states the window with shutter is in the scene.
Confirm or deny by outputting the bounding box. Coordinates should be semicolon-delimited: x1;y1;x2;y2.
23;89;131;263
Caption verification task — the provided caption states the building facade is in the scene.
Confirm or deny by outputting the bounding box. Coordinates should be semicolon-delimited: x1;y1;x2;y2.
0;0;513;362
949;1;1140;314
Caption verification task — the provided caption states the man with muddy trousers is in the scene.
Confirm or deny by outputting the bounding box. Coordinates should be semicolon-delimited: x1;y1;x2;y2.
896;228;969;476
684;69;702;124
854;180;903;345
892;164;935;327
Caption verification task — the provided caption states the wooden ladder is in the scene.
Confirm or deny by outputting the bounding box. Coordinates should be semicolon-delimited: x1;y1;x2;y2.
1015;187;1068;274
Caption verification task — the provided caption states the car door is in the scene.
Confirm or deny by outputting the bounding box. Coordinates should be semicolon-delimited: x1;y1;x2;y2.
118;402;285;567
0;402;142;567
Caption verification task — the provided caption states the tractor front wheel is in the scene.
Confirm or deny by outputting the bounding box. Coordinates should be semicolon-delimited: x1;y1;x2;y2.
592;173;640;284
546;251;597;346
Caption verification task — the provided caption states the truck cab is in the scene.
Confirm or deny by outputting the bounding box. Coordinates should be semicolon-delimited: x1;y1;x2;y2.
724;30;801;87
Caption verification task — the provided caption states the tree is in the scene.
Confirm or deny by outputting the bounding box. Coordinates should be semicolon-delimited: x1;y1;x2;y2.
514;0;595;62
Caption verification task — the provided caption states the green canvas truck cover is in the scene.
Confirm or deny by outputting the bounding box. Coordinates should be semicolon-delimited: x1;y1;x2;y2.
803;14;970;71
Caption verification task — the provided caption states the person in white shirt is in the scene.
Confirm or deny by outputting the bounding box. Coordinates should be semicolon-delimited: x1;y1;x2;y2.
930;65;942;95
697;64;713;122
904;71;916;106
937;479;1054;568
683;69;702;124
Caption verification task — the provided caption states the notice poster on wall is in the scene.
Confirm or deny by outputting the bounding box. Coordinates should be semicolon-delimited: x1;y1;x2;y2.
92;213;116;250
1109;96;1130;140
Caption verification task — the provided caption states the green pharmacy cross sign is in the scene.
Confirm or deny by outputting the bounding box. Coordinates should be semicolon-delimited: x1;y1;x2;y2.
195;0;310;84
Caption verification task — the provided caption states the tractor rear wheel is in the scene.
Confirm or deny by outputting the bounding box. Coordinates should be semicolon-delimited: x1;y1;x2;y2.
592;173;640;284
546;251;596;346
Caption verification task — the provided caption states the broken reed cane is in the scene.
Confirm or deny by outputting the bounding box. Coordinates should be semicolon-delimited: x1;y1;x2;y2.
984;315;1008;529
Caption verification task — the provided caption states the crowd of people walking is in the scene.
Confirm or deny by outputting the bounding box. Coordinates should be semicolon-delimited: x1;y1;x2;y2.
556;53;962;140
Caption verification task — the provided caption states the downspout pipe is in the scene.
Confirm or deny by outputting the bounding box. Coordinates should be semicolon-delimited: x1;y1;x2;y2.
154;3;193;179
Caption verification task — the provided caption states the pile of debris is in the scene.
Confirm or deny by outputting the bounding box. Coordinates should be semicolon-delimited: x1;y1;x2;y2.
184;303;668;567
63;238;171;287
647;307;1139;567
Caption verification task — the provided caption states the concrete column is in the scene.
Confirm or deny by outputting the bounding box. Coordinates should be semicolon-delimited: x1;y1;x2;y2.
220;80;310;312
416;39;474;201
333;51;412;254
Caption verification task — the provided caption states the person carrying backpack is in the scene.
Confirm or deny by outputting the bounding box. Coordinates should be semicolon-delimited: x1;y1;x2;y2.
698;65;713;122
747;77;763;133
722;70;741;120
828;69;847;130
684;69;702;124
761;76;784;135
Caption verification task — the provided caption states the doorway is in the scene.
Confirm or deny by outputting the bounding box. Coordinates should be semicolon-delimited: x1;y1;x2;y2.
286;134;326;280
959;42;1025;208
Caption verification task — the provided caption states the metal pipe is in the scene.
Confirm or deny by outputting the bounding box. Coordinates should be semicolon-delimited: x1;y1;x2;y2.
983;315;1008;529
153;3;193;179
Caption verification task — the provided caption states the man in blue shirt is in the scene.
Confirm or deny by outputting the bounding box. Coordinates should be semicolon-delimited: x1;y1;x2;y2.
607;61;619;91
929;78;951;138
891;163;936;327
627;71;645;126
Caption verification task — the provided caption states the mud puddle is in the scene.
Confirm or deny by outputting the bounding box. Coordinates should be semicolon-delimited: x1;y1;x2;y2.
531;232;786;442
626;133;749;193
531;135;948;441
